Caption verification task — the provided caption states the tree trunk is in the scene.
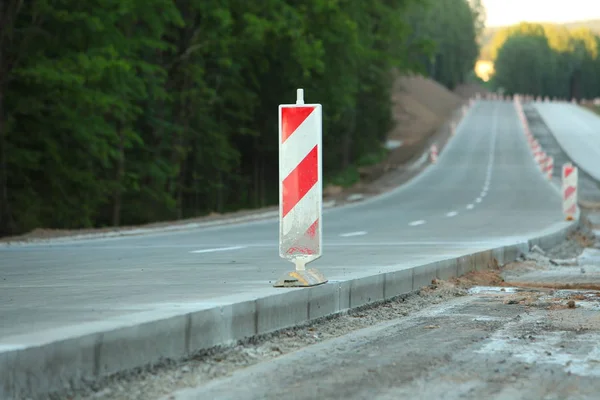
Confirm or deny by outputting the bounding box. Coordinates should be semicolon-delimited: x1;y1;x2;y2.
0;48;12;235
216;170;223;212
112;121;125;227
259;156;266;207
342;108;356;169
253;138;260;207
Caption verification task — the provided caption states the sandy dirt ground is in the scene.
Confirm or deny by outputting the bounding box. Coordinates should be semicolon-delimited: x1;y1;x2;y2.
55;215;600;400
1;77;487;244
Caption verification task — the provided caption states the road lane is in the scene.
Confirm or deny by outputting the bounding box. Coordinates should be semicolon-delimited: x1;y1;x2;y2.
534;102;600;182
0;100;566;339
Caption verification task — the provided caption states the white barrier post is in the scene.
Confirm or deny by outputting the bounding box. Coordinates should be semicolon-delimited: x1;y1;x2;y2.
527;133;535;146
274;88;327;287
535;151;546;168
430;144;439;163
562;163;578;221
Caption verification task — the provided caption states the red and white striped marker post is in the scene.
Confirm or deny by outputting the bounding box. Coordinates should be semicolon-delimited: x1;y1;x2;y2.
544;156;554;179
274;88;327;288
534;149;545;166
430;144;439;163
562;163;578;221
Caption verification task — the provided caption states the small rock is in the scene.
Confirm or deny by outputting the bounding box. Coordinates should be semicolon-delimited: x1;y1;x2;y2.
324;184;343;197
346;193;364;202
549;258;578;266
531;245;546;255
93;388;113;398
181;366;191;373
567;300;576;308
581;267;586;274
384;139;403;150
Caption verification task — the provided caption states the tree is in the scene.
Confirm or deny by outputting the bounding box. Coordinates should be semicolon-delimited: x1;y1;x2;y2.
491;22;600;99
0;0;482;236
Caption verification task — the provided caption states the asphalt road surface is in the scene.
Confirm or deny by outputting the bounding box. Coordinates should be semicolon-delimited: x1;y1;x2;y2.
0;100;567;339
534;102;600;182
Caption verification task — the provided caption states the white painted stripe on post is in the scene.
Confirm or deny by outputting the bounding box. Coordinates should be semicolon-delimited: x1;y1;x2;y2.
281;183;320;237
280;110;321;178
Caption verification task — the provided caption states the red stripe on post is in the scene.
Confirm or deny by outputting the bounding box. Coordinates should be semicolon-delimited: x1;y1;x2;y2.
284;219;319;255
282;145;319;217
305;218;319;239
564;166;575;178
285;246;315;255
281;107;316;143
564;186;576;199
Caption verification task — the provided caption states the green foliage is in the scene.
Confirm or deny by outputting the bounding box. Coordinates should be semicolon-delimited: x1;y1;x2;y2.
403;0;481;89
490;22;600;99
480;19;600;61
0;0;482;235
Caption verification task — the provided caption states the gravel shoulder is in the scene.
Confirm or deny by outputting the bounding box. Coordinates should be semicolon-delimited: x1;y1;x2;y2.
58;216;600;400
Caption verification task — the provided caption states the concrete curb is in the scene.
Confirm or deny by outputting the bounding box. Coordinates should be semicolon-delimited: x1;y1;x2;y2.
0;217;580;400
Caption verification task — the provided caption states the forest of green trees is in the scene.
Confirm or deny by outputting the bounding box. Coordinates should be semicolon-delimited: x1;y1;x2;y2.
0;0;484;236
489;22;600;99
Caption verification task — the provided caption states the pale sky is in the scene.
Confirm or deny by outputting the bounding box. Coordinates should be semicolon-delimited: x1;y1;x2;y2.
483;0;600;27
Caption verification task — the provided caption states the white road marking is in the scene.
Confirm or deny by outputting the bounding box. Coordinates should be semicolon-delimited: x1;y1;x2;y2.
339;231;367;237
409;220;426;226
475;197;482;203
466;204;474;210
446;211;458;217
190;246;246;254
481;191;487;197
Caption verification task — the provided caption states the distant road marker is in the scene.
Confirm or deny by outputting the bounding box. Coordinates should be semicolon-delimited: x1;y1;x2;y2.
562;163;578;220
446;211;458;217
466;204;474;210
475;197;482;203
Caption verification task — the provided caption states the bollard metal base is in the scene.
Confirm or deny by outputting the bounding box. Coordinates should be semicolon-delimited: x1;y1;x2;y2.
273;268;328;288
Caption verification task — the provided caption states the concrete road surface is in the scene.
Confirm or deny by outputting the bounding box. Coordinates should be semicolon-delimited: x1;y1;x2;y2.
165;288;600;400
0;101;566;339
534;102;600;182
